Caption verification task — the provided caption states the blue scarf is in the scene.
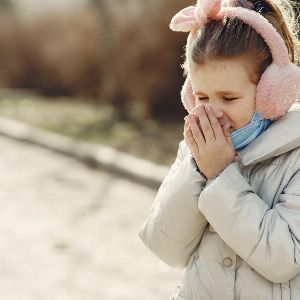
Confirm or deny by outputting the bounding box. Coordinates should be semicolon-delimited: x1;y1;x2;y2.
230;112;274;151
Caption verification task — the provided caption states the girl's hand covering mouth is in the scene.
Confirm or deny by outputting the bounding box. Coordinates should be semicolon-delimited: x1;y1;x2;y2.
183;105;236;180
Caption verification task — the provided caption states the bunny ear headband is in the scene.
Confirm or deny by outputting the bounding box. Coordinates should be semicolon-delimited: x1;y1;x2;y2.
170;0;300;120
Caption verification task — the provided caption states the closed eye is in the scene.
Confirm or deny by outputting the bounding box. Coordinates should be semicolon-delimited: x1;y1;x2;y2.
224;97;239;101
197;97;239;101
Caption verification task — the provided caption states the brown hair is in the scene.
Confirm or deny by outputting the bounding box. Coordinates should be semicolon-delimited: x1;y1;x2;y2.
182;0;300;85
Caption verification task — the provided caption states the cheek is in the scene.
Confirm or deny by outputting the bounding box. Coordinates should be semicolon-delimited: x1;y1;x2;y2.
240;113;255;127
231;103;255;129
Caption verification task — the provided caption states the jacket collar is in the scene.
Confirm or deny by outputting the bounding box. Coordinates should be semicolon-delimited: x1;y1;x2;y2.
238;104;300;166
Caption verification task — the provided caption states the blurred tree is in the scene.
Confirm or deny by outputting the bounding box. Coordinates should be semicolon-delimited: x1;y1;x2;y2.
89;0;191;121
0;0;13;10
89;0;120;111
0;9;103;97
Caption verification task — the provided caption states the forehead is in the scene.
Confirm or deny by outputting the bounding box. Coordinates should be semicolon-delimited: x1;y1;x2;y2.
190;58;253;92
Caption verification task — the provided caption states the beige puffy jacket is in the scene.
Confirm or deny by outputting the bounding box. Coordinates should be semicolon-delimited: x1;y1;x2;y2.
138;106;300;300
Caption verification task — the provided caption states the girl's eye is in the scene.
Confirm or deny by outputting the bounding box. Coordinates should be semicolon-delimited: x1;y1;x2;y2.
197;97;238;101
224;97;238;101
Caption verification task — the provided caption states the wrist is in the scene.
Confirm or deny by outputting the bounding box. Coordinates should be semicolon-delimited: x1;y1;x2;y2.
206;162;235;181
206;171;222;181
191;156;208;179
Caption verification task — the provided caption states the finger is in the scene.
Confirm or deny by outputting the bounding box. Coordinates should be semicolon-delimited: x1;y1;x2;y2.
192;112;200;127
205;106;226;141
195;105;215;142
187;114;205;147
191;106;201;125
218;113;230;129
184;127;199;154
185;112;202;133
193;106;223;130
215;110;223;119
183;116;188;131
184;116;192;138
191;105;199;114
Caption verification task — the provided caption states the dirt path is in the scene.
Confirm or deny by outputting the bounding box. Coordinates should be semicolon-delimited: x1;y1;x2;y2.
0;135;183;300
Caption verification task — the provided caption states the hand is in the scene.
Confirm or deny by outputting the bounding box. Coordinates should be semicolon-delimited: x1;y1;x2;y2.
183;105;236;180
190;105;229;130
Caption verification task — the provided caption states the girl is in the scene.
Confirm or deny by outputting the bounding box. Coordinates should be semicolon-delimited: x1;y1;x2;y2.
138;0;300;299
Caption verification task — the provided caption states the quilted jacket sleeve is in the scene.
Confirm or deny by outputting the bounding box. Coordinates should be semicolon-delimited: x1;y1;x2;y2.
198;160;300;283
138;139;208;269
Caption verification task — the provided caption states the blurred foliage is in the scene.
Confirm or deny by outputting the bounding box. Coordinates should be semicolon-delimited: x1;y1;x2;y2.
0;1;193;121
0;9;103;97
0;0;12;9
89;0;192;120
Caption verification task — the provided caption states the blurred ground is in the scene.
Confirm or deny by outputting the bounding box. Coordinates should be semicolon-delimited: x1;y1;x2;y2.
0;89;183;166
0;134;183;299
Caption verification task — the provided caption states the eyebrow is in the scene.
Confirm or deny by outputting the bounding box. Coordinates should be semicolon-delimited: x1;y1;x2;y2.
195;90;240;95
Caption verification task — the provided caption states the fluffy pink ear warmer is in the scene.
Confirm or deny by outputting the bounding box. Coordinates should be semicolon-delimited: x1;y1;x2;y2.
170;0;300;120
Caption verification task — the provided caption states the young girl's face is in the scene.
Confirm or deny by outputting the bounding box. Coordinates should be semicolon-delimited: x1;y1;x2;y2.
190;58;257;132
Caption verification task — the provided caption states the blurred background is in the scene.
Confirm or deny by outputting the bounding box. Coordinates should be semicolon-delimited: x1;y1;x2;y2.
0;1;299;300
0;0;195;166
